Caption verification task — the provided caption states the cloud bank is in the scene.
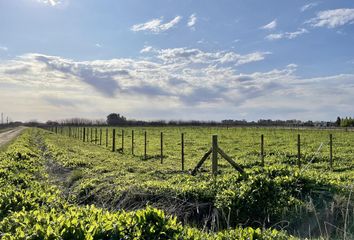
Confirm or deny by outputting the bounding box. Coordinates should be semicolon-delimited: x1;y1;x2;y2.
0;48;353;121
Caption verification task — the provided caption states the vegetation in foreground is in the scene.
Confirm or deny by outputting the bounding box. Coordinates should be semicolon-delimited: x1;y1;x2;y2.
1;127;353;239
0;129;293;239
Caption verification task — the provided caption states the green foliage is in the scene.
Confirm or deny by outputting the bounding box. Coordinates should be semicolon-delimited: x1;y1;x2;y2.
340;117;354;127
0;128;296;240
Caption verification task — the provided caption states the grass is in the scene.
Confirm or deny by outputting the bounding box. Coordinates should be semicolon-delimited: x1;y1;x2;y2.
43;126;354;239
0;128;295;239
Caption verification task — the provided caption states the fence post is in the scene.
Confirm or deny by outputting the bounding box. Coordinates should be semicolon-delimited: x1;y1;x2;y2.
144;131;147;159
181;133;185;171
100;129;102;145
132;130;134;155
83;128;86;142
95;128;97;144
121;129;124;152
297;134;301;168
112;129;116;152
329;134;333;170
160;132;163;164
260;134;264;166
212;135;218;176
106;128;108;147
90;128;93;143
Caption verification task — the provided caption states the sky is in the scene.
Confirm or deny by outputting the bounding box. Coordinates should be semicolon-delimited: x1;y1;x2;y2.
0;0;354;122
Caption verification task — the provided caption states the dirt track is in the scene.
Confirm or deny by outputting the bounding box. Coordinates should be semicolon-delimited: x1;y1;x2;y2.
0;127;26;147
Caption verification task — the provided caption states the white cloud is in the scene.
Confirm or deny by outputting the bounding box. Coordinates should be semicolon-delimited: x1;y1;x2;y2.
37;0;61;6
151;47;270;66
140;46;154;53
307;8;354;28
260;19;277;30
301;2;319;12
0;46;8;51
266;28;308;40
95;43;102;48
187;14;197;30
131;16;182;33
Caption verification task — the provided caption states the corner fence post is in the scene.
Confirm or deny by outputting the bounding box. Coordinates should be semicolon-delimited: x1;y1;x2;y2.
212;135;218;176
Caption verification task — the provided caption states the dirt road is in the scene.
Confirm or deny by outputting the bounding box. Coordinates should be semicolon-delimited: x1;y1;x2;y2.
0;127;26;148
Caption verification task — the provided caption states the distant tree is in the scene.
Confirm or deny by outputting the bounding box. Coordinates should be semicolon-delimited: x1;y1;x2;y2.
335;117;341;126
46;120;59;126
106;113;127;125
340;117;354;127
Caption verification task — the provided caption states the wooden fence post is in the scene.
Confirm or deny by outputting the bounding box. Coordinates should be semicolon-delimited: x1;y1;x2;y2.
160;132;163;164
132;130;134;155
121;129;124;152
260;134;264;166
144;131;147;159
100;129;102;145
212;135;218;176
112;129;116;152
181;133;185;171
83;128;86;142
90;128;93;143
106;128;108;147
329;134;333;170
95;128;98;144
297;134;301;168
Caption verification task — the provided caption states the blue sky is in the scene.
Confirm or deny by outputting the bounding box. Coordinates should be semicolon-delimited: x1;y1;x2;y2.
0;0;354;122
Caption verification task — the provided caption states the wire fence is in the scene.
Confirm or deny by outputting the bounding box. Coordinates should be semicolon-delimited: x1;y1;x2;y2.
46;126;354;173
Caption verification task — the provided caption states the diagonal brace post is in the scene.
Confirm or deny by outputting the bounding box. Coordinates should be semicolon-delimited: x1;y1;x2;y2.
217;147;245;175
191;148;212;176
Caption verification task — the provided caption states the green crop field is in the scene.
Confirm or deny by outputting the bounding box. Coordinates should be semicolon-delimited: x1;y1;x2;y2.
0;127;353;239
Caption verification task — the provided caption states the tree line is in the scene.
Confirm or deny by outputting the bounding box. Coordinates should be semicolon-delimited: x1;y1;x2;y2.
42;113;354;128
